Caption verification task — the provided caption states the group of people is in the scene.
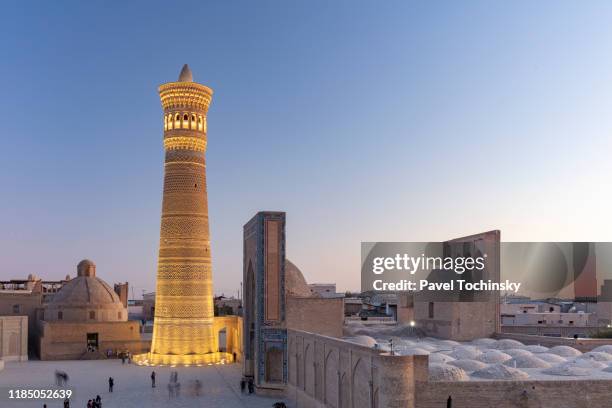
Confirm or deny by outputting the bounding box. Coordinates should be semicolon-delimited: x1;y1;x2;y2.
49;360;262;406
86;395;102;408
167;371;181;399
49;372;71;407
55;370;69;386
42;400;70;408
120;351;132;364
240;377;255;394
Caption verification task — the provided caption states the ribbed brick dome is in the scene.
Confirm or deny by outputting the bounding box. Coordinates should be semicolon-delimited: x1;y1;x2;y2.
44;260;126;322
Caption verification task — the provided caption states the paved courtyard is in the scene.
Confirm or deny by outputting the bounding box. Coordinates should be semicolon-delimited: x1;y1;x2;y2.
0;360;289;408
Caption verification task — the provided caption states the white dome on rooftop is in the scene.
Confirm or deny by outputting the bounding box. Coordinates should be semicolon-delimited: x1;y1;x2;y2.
495;339;525;350
568;358;606;369
501;348;532;358
577;351;612;362
448;345;482;360
592;345;612;355
549;346;582;358
428;363;469;381
402;347;431;356
524;345;549;353
347;335;377;348
543;363;590;377
471;338;498;347
536;353;567;364
472;364;530;380
448;359;488;372
477;350;512;364
503;355;551;369
428;353;455;364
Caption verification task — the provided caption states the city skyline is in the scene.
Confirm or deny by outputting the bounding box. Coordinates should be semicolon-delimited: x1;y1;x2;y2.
3;2;612;296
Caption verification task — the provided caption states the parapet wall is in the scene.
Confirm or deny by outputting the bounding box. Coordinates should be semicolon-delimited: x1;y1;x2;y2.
500;325;600;338
416;379;612;408
495;332;612;352
287;329;427;408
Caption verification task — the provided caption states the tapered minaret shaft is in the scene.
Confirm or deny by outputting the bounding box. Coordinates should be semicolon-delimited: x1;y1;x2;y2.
148;65;216;365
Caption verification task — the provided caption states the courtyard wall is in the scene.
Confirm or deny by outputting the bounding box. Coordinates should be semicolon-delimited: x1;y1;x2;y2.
287;329;427;408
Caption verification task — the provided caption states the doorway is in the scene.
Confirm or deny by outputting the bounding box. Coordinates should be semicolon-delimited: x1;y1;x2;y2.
218;328;227;352
87;333;99;351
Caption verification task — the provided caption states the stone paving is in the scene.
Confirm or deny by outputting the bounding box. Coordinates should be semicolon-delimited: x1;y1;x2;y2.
0;360;289;408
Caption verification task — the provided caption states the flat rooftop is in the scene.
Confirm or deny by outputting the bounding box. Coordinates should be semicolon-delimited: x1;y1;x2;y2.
345;322;612;382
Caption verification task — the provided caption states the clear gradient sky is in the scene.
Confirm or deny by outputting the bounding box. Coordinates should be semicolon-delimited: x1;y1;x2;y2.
2;1;612;297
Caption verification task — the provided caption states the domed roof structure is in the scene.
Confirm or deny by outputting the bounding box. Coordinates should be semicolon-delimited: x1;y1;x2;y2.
543;363;590;376
428;363;469;381
503;355;551;369
347;335;378;348
477;350;512;364
549;345;582;358
45;260;126;323
472;364;530;380
536;353;567;364
448;345;482;360
448;359;488;372
285;259;315;297
428;353;455;364
495;339;525;350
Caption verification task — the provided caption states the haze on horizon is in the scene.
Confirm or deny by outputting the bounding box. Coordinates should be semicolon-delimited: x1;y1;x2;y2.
2;1;612;297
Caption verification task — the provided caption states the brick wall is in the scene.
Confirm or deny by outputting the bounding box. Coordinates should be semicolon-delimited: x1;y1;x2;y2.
416;379;612;408
38;320;142;360
287;297;344;338
495;332;612;352
287;329;427;408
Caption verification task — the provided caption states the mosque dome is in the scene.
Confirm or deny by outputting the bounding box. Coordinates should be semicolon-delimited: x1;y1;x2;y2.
285;259;315;297
44;260;126;322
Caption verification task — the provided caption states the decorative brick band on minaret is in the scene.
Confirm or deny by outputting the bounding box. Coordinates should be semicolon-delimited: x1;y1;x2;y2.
143;65;222;365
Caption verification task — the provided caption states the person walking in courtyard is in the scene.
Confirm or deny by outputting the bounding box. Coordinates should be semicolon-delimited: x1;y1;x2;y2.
108;377;114;393
248;378;254;394
87;400;92;408
95;395;101;408
194;379;202;396
151;370;156;388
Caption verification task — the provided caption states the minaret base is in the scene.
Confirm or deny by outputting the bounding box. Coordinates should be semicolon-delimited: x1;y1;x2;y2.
134;351;233;367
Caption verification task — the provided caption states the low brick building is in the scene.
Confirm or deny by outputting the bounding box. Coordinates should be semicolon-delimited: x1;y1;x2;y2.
38;260;143;360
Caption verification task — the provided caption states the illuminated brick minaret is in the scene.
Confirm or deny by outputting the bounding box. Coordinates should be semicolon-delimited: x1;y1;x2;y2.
145;65;218;365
